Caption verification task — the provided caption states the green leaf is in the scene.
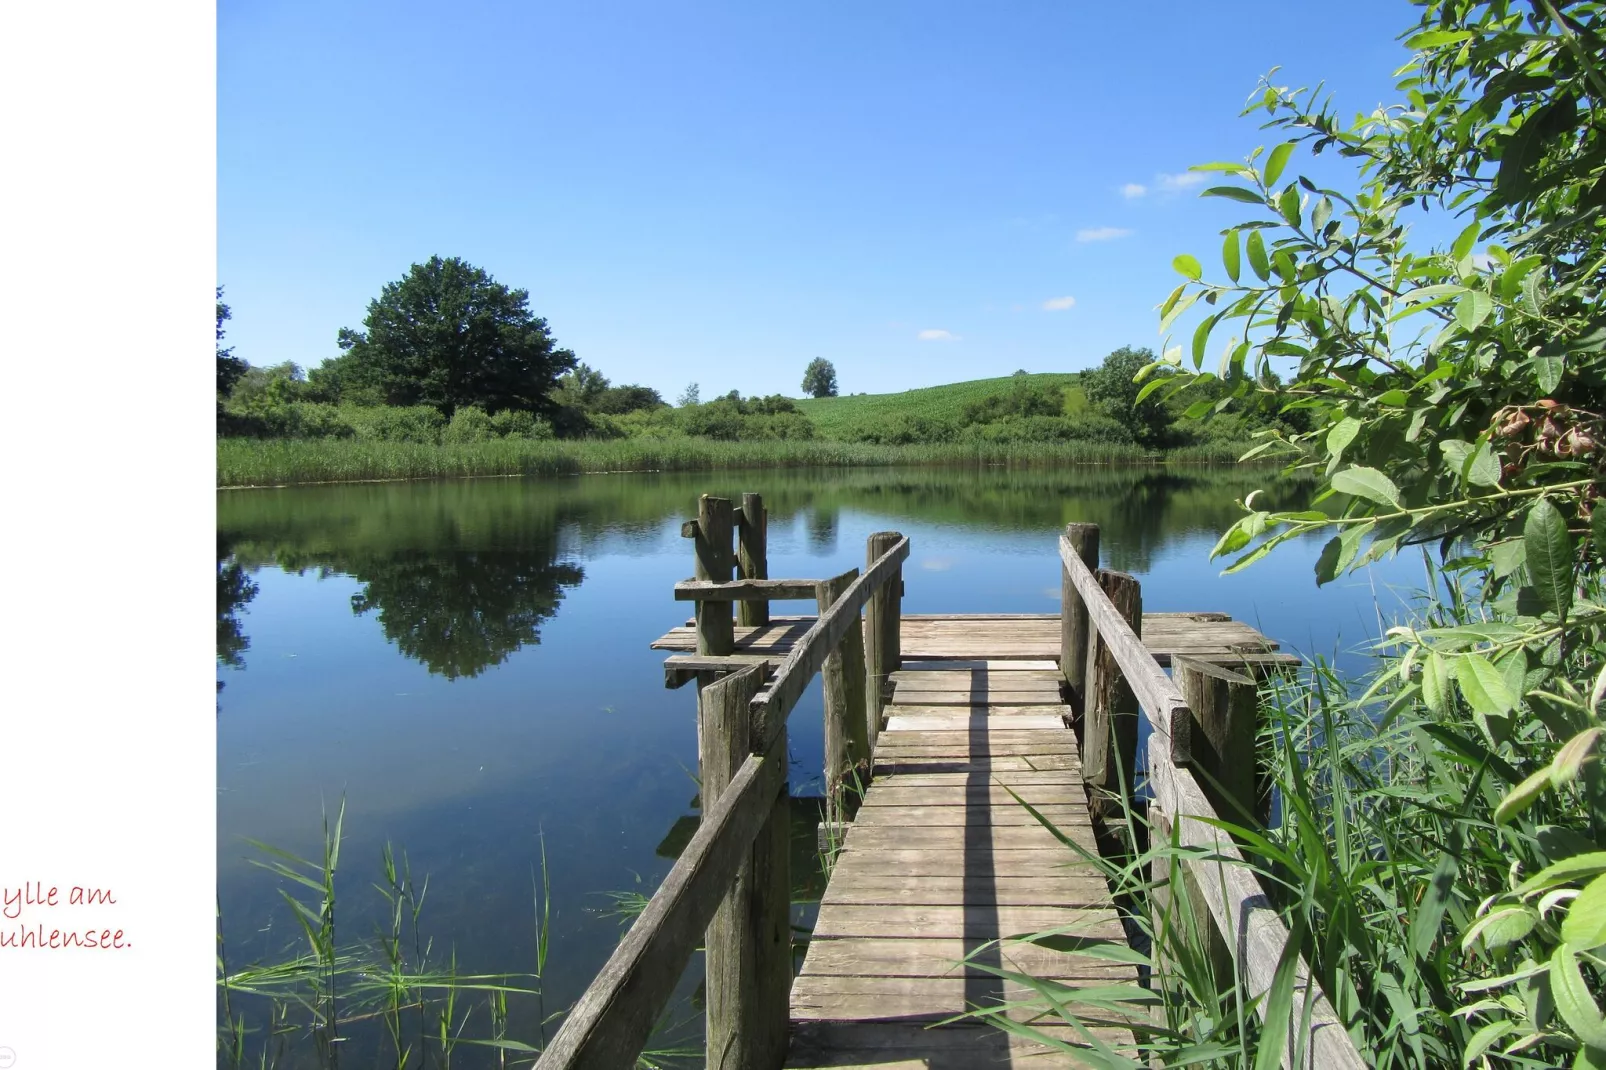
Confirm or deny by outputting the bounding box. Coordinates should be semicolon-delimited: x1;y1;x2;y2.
1440;439;1475;484
1492;539;1527;577
1278;185;1302;227
1519;853;1606;896
1463;1020;1518;1066
1456;653;1517;718
1158;290;1199;335
1326;416;1361;458
1264;142;1294;187
1463;905;1537;952
1594;510;1606;563
1222;230;1241;284
1536;347;1566;395
1553;728;1603;788
1201;185;1266;204
1422;651;1450;715
1173;254;1202;282
1407;28;1474;48
1455;291;1493;332
1526;499;1575;617
1246;230;1270;282
1331;466;1402;508
1552;944;1606;1049
1452;221;1481;262
1468;441;1503;488
1311;196;1332;232
1496;765;1553;824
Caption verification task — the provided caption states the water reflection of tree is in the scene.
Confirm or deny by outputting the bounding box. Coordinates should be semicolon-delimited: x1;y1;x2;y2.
217;535;258;669
345;551;584;679
806;507;838;553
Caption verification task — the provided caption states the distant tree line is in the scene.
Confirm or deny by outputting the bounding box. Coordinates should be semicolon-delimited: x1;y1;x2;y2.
217;256;1289;449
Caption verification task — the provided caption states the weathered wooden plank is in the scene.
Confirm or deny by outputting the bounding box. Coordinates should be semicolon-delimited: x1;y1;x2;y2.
888;689;1066;706
738;492;769;628
676;577;820;602
883;714;1066;732
812;904;1123;940
890;670;1065;686
699;665;789;1070
794;936;1137;979
533;747;781;1070
826;848;1103;878
857;784;1083;807
786;1020;1134;1068
882;704;1071;717
841;824;1094;851
790;976;1138;1021
900;659;1059;671
819;874;1110;907
873;755;1080;774
849;805;1091;828
752;535;910;752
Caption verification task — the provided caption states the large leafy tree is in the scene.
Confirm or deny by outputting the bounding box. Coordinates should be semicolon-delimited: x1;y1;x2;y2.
801;357;839;398
336;256;577;416
1084;346;1174;445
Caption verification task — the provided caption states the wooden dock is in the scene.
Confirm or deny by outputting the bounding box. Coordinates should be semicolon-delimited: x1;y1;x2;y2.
656;616;1291;1066
537;495;1362;1070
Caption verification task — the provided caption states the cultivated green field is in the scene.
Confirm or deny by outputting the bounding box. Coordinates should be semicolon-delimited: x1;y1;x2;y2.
793;373;1087;439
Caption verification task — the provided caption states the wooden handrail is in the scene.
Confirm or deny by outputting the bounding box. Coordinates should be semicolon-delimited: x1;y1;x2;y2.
534;737;784;1069
1058;532;1364;1070
750;534;910;752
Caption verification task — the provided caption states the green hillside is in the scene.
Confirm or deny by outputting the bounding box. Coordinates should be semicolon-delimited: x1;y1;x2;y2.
794;373;1087;441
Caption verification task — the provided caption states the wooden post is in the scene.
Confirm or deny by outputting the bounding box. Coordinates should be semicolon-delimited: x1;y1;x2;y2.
864;531;903;741
737;493;769;628
1060;522;1100;740
699;665;790;1070
694;495;735;656
1083;568;1141;827
1174;657;1261;828
818;570;870;825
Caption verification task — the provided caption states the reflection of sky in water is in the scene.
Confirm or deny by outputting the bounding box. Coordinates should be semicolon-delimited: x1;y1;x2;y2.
215;470;1422;1050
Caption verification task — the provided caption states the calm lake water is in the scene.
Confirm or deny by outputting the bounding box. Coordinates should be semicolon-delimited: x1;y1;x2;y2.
215;465;1421;1059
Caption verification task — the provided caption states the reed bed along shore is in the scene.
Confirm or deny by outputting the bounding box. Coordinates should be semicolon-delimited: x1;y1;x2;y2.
217;436;1259;488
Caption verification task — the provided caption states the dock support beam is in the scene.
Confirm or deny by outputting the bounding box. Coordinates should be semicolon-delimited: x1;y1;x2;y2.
700;666;790;1070
864;530;903;741
1060;522;1100;738
694;495;735;655
1083;568;1140;828
737;493;769;628
1174;657;1262;828
818;569;871;826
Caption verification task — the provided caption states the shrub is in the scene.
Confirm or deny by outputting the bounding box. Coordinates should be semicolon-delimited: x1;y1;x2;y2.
341;405;446;444
488;409;553;440
442;405;495;443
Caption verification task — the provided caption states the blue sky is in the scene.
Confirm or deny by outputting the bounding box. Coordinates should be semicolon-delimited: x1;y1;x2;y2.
220;0;1421;399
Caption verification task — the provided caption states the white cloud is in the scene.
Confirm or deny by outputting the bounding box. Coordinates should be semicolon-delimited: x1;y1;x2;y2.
1157;171;1207;192
1042;295;1077;311
1119;183;1147;199
1076;226;1132;242
917;328;957;341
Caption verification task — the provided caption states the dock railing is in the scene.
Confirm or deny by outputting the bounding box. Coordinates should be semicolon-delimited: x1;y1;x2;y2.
1059;523;1366;1070
536;494;907;1070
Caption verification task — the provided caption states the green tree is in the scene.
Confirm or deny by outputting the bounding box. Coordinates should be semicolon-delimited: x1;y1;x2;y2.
1083;346;1173;445
677;383;700;407
801;358;838;398
335;256;577;416
217;287;248;401
1133;1;1606;1061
